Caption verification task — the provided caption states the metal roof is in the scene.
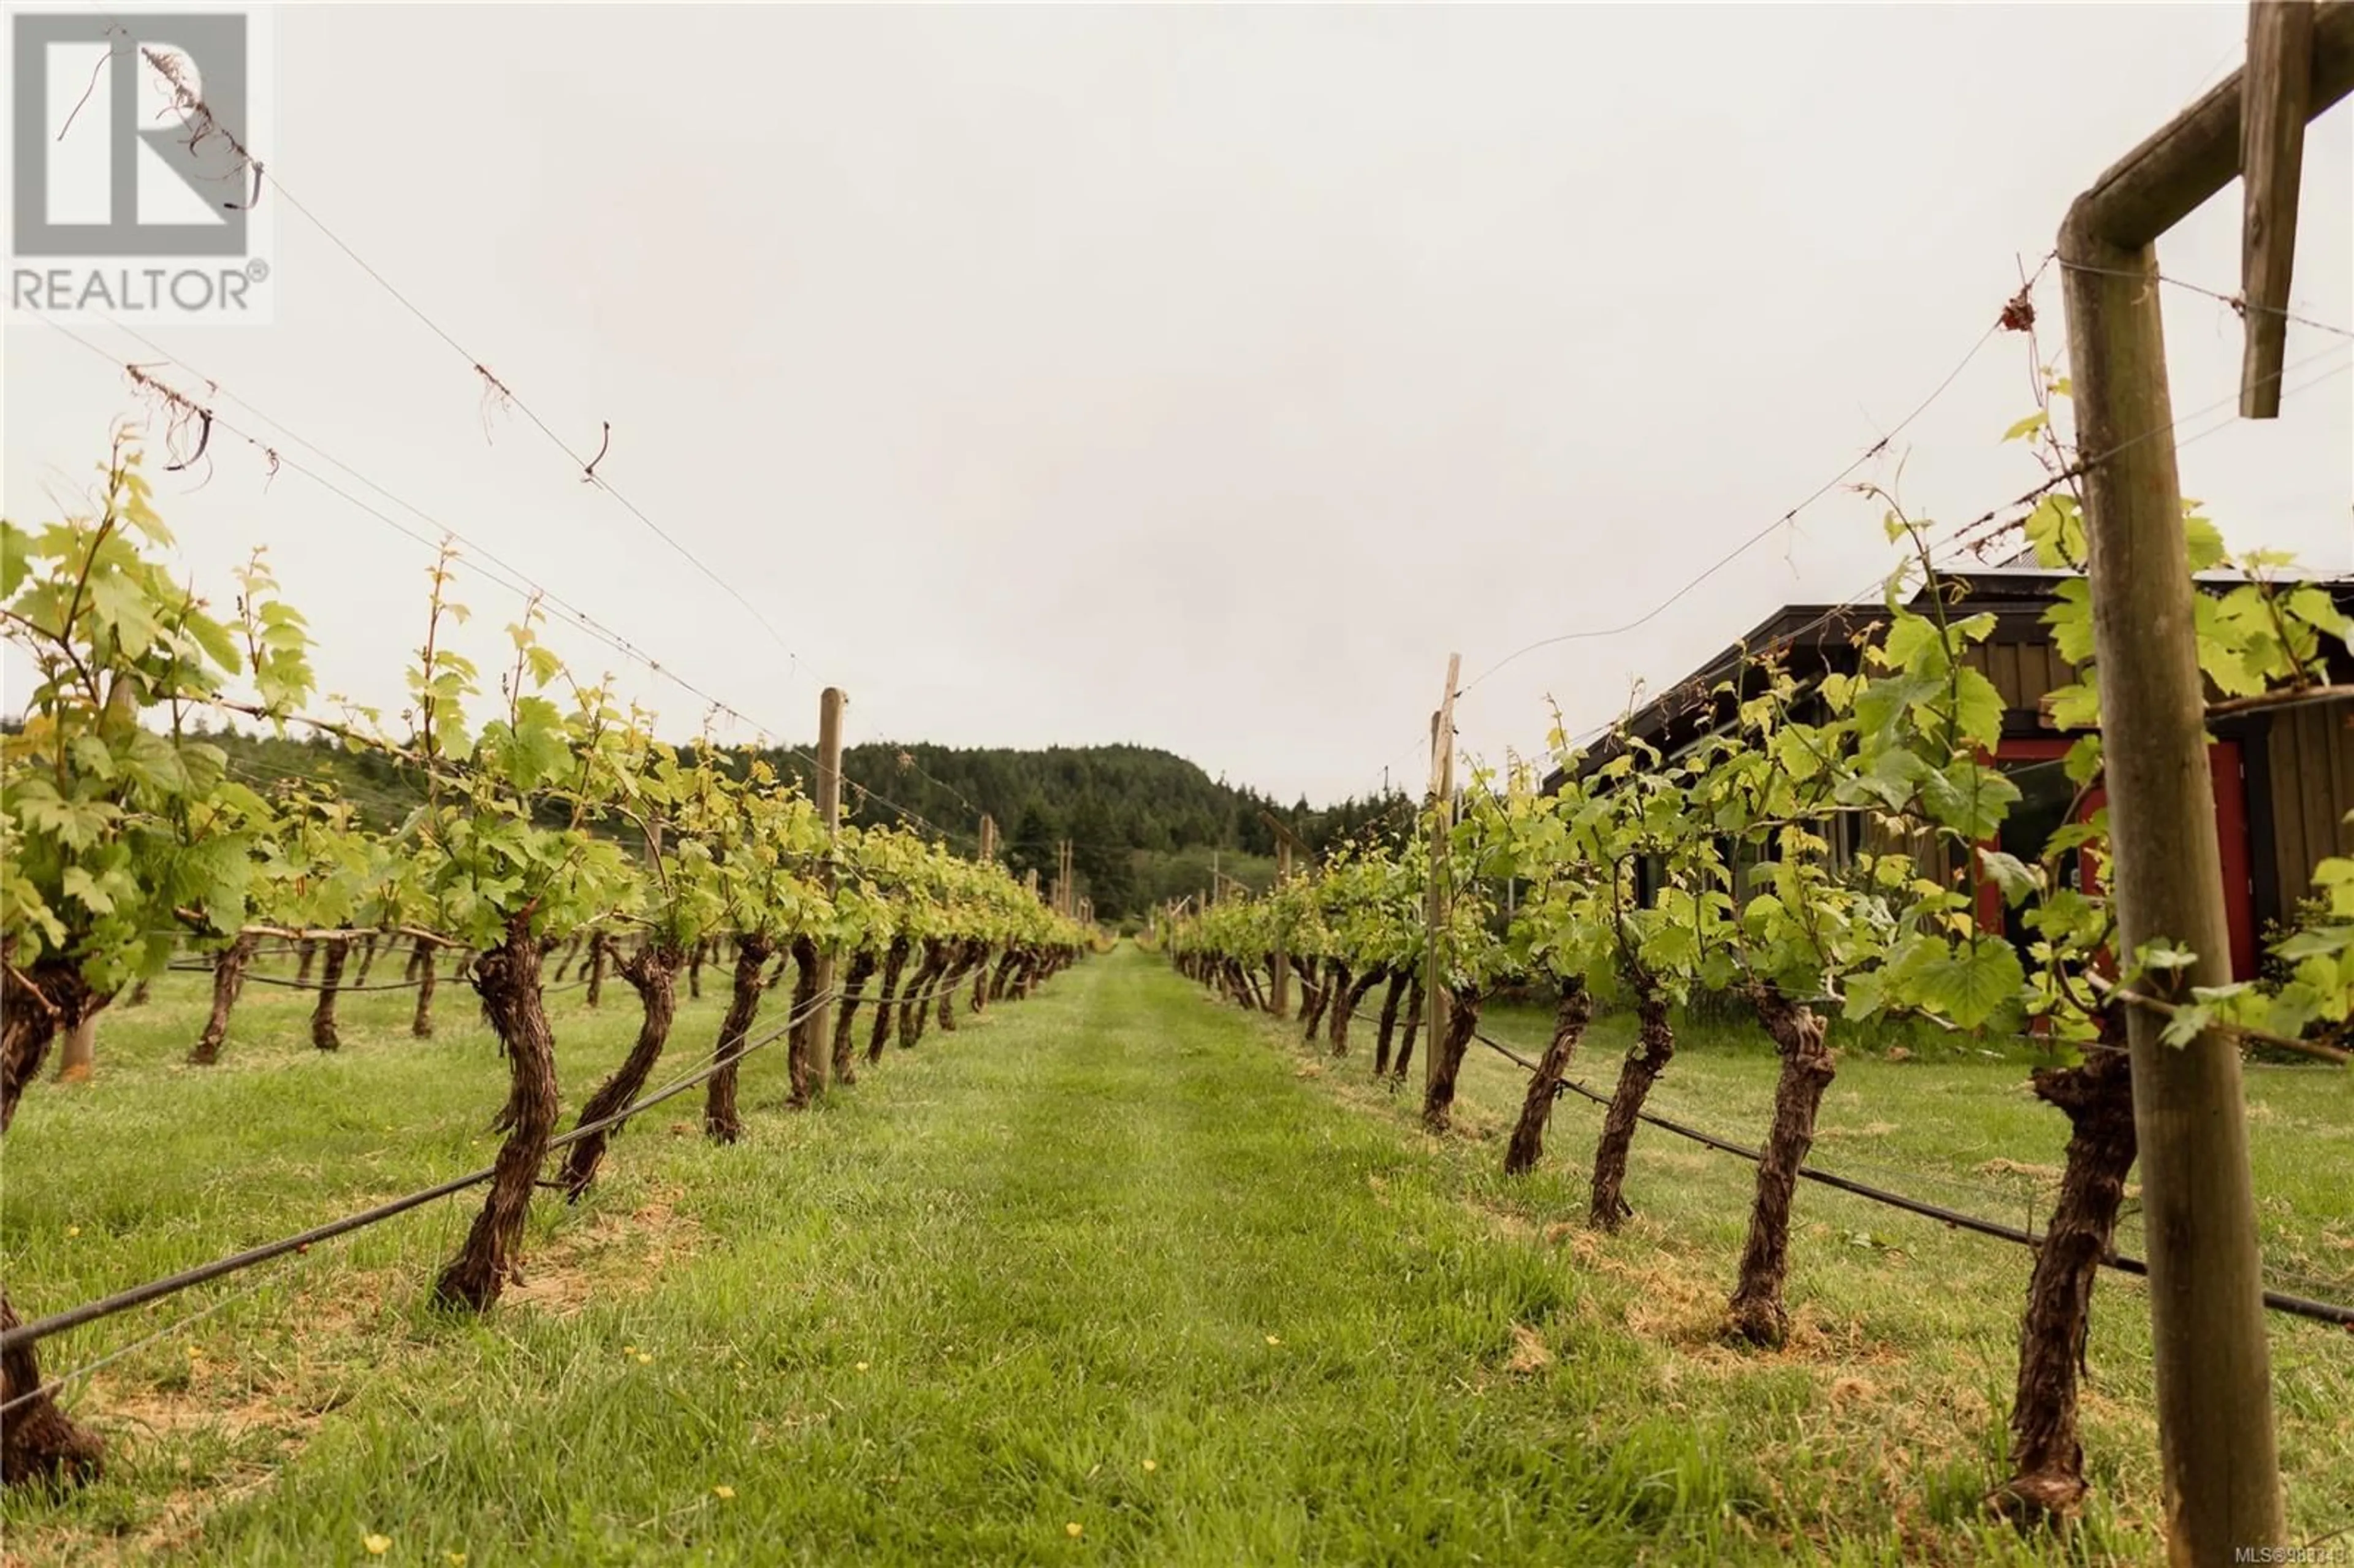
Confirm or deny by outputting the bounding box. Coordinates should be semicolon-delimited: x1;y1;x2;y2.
1542;566;2354;793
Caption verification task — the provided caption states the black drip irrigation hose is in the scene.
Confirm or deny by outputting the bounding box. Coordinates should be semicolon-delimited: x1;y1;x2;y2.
166;966;597;997
0;984;847;1355
168;964;426;994
1454;1025;2354;1331
4;954;1059;1362
1270;987;2354;1332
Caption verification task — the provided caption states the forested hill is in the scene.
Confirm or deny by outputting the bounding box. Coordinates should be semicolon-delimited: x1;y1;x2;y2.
764;742;1411;920
189;727;1408;923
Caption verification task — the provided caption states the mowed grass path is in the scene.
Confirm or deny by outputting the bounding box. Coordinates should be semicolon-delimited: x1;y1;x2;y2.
6;944;2347;1564
10;945;1716;1565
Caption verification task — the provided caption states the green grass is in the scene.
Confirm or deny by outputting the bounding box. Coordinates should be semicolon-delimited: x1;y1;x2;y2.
1467;997;2354;1306
2;945;2348;1564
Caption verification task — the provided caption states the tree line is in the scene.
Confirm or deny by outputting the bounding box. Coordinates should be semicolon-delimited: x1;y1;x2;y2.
104;730;1419;924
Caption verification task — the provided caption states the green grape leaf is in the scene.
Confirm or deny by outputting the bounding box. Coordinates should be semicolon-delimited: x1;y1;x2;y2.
1979;850;2040;907
1921;938;2024;1029
2158;1002;2213;1049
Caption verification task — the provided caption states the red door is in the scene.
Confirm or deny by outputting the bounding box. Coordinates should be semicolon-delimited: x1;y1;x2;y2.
2209;740;2257;980
1974;738;2255;981
1972;738;2095;938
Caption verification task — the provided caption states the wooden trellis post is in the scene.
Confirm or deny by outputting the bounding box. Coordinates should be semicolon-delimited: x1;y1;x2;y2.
807;686;846;1094
2059;6;2351;1557
2241;1;2317;416
1260;808;1311;1019
1421;653;1460;1097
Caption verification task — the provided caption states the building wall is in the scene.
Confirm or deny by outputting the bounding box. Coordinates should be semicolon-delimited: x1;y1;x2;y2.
1963;628;2354;939
1609;603;2354;956
1962;637;2079;727
2263;696;2354;912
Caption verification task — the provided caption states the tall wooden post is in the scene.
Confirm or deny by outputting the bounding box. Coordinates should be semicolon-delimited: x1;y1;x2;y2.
1025;867;1039;901
1258;809;1312;1019
2052;10;2354;1550
979;813;998;862
2063;216;2285;1568
1422;654;1460;1096
2241;0;2316;417
808;686;846;1094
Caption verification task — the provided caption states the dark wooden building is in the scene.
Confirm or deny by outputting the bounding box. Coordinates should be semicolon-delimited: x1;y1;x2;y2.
1552;567;2354;980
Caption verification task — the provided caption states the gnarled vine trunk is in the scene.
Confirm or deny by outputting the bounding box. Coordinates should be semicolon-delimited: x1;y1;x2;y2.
1234;958;1268;1013
1299;959;1336;1044
934;945;966;1033
411;937;438;1038
786;935;823;1108
584;932;609;1010
310;937;349;1051
705;936;776;1144
1286;955;1319;1021
898;942;947;1049
1309;951;1346;1035
433;922;557;1312
868;936;910;1064
1997;1032;2136;1521
921;943;959;1043
687;938;706;1000
52;1002;102;1085
1330;964;1386;1057
1371;969;1411;1076
560;943;682;1200
3;1290;104;1490
1590;988;1674;1231
354;933;381;988
969;949;992;1014
1392;974;1425;1083
1;959;107;1486
4;962;80;1130
1505;984;1593;1176
293;938;317;984
831;949;877;1085
1726;982;1835;1347
190;932;259;1065
989;948;1021;1002
1419;986;1483;1133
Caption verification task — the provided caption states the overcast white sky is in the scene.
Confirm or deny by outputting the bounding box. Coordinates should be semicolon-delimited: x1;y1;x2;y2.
6;3;2350;806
